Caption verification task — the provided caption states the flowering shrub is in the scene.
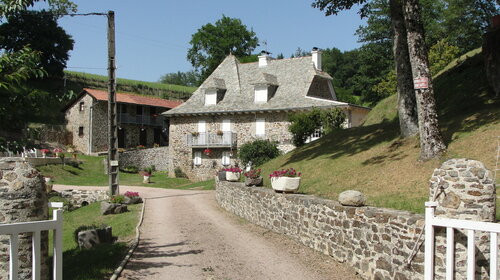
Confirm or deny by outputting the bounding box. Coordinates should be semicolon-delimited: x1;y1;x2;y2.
141;167;153;176
53;148;62;153
110;195;125;204
244;169;261;179
224;167;242;173
269;168;301;178
136;145;145;149
40;149;50;154
124;191;139;198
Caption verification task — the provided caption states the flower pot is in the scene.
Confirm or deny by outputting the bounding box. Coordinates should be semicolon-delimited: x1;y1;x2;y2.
245;176;263;186
271;177;301;193
143;175;150;183
226;171;240;182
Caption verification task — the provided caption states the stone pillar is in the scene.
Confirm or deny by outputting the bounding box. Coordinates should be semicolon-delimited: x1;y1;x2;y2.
0;158;49;280
429;158;496;279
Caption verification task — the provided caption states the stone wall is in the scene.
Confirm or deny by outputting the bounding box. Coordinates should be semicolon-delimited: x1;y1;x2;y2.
429;158;496;279
65;94;93;154
59;189;109;208
215;159;497;280
216;181;425;279
0;158;49;280
119;146;169;171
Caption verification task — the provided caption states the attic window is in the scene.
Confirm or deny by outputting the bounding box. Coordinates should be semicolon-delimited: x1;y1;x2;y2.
205;89;226;106
254;85;277;103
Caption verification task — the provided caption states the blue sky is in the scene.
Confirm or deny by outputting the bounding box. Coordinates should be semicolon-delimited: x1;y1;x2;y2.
48;1;366;82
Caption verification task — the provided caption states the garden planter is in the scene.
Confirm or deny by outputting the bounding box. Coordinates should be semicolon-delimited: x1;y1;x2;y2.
245;176;263;186
226;171;240;182
143;175;150;183
271;177;301;193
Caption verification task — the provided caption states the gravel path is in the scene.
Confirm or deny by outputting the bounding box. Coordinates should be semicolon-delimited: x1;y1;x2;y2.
54;185;360;280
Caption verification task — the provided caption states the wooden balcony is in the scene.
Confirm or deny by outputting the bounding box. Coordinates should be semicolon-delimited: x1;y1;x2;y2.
187;132;237;148
118;113;165;127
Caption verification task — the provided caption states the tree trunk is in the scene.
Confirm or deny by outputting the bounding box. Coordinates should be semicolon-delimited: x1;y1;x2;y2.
402;0;446;160
390;0;419;138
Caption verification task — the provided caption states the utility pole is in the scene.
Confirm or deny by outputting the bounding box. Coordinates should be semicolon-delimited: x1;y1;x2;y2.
107;10;119;195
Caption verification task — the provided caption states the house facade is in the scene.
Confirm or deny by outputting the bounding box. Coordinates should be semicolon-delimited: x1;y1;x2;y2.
164;50;370;180
65;88;182;154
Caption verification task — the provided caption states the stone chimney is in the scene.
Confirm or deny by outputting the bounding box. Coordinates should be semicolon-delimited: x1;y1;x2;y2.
258;50;271;68
311;47;322;71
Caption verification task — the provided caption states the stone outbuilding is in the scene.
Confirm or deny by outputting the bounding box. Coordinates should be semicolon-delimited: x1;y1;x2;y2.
64;88;182;154
164;49;371;180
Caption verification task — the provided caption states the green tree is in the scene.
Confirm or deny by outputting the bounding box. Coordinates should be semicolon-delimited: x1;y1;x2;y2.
0;10;74;77
159;70;200;87
288;108;345;147
238;139;281;167
428;39;460;75
187;15;258;81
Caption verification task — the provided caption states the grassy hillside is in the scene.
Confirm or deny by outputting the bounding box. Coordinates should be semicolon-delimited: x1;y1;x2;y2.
64;71;196;100
260;49;499;216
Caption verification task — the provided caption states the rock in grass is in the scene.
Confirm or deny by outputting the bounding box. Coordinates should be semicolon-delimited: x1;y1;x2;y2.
101;201;128;215
339;190;366;207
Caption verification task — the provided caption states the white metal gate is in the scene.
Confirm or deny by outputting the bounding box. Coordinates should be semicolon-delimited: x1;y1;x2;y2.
0;202;63;280
425;201;500;279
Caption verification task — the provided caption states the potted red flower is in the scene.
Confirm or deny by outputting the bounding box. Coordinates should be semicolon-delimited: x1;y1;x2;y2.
40;149;50;158
141;167;153;183
204;148;212;156
269;168;302;193
244;169;263;186
224;167;242;182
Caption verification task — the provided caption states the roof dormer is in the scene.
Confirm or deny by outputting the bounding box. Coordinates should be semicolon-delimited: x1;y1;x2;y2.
251;73;278;103
203;78;226;106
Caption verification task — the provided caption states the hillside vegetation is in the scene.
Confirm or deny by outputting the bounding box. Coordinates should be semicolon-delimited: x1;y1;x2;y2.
259;49;499;216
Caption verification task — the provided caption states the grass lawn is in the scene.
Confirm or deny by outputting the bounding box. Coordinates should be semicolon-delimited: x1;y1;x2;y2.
48;199;141;279
37;154;215;190
259;49;500;219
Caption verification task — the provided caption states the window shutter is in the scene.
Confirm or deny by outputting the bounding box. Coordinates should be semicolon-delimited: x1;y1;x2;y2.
194;151;202;165
256;118;265;137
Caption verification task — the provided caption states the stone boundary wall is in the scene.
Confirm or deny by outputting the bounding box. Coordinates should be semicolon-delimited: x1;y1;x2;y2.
119;146;168;171
216;181;426;279
24;157;77;167
59;189;109;208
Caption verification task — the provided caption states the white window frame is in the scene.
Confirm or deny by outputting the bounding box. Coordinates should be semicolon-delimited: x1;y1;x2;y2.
193;151;202;166
255;118;265;138
254;85;268;103
222;119;231;132
222;151;231;166
205;89;217;106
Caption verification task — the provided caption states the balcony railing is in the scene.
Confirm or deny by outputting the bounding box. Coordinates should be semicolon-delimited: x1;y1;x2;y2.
118;113;165;127
187;132;237;148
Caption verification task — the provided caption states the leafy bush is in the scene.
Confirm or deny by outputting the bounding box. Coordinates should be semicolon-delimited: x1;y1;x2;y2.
238;139;281;167
120;165;139;173
174;167;187;178
110;195;125;204
288;108;345;147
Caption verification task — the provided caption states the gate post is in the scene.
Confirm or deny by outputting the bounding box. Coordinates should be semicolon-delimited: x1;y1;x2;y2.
429;158;496;279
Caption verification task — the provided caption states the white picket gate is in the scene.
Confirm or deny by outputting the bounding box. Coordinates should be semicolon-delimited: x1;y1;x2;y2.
425;201;500;280
0;202;64;280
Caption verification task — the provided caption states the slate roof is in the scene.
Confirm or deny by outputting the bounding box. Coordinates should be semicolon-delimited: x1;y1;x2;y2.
65;88;183;111
164;55;369;116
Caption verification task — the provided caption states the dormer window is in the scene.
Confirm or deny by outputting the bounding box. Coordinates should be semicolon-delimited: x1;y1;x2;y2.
251;73;278;104
203;78;226;106
205;89;217;105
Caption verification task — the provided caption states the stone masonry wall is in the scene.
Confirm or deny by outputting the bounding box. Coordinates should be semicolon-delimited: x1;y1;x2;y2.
216;158;497;280
65;94;93;153
0;158;49;280
119;146;169;171
59;189;109;208
216;181;426;279
168;112;294;180
429;159;497;279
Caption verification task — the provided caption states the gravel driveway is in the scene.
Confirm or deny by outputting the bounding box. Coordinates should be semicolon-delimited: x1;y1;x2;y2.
54;185;360;280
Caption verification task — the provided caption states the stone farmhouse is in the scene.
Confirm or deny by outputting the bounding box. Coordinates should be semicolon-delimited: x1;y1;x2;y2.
64;88;182;154
164;49;371;180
